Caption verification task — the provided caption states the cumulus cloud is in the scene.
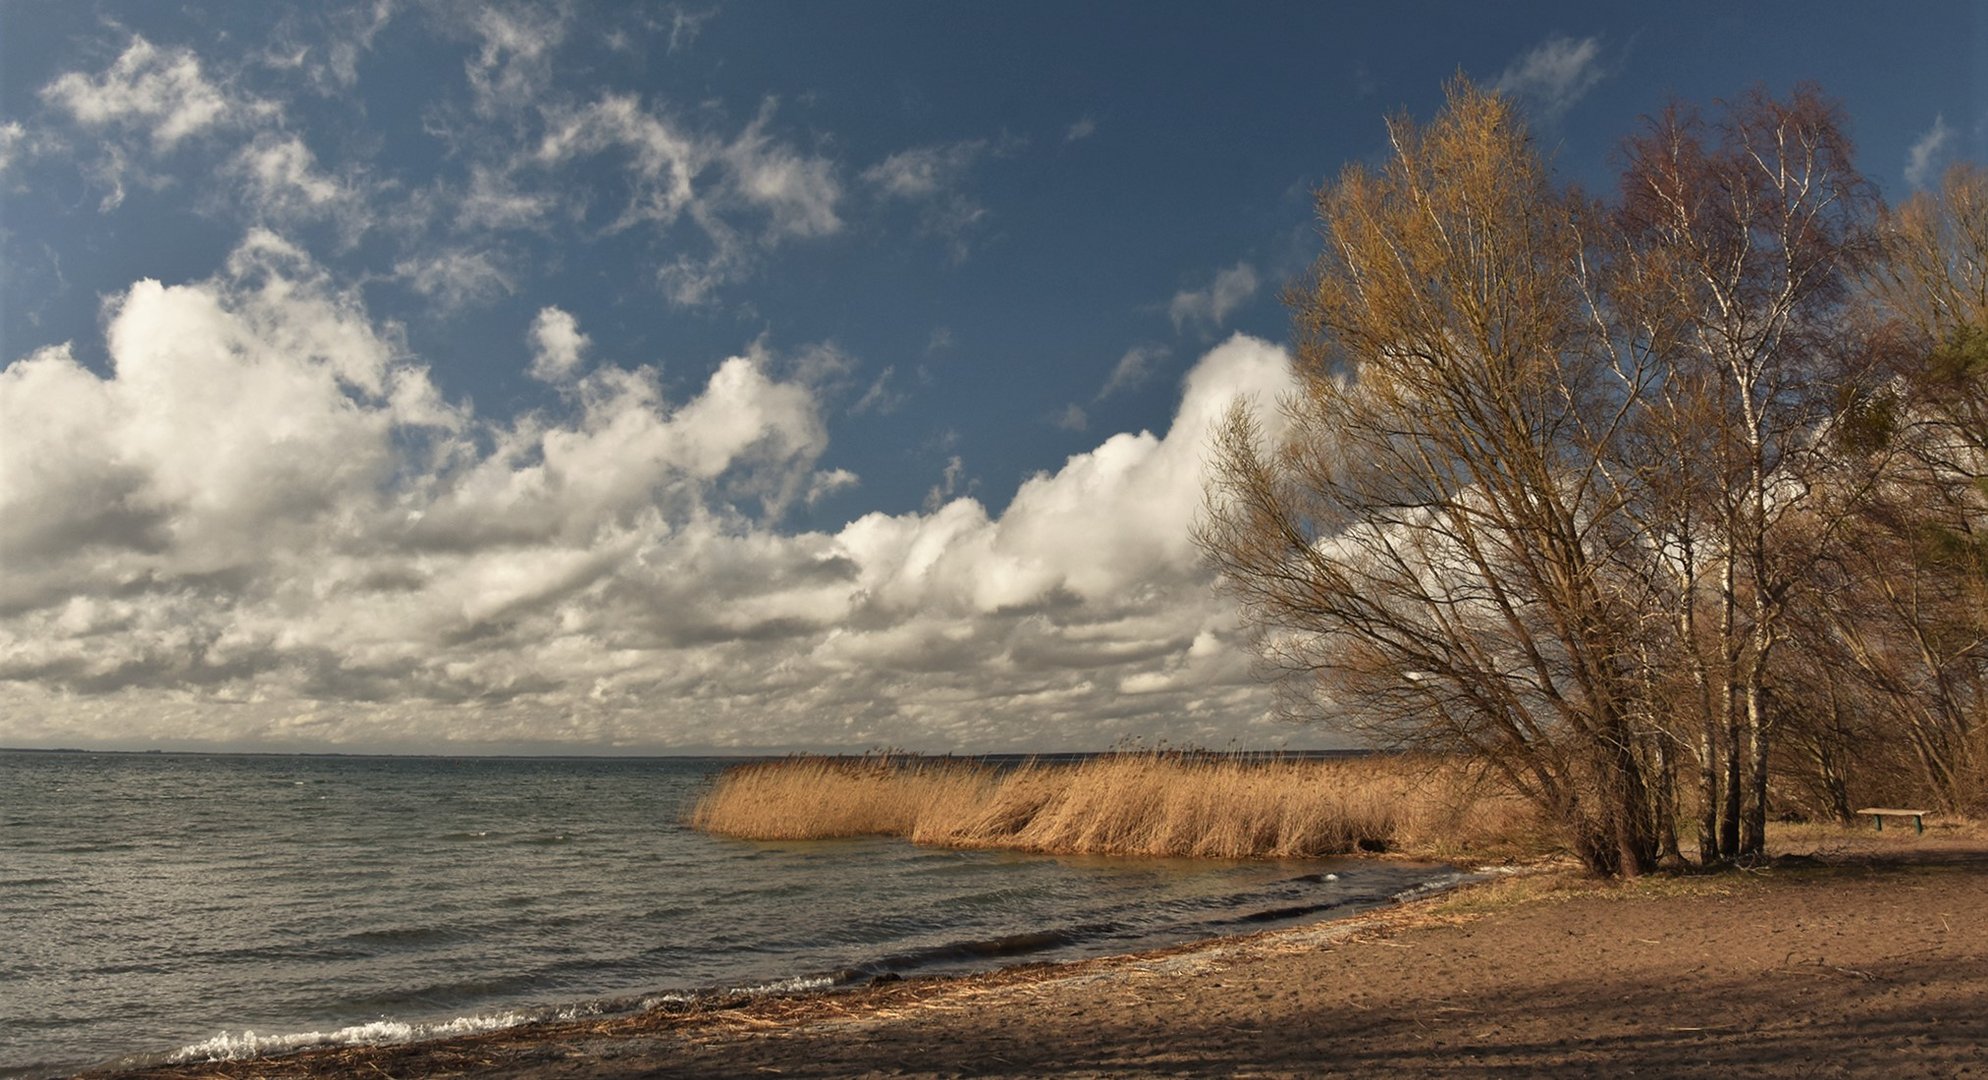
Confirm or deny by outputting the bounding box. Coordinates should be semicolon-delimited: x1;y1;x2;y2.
0;239;1297;752
1905;115;1953;190
1169;262;1259;333
528;306;590;382
1491;34;1606;125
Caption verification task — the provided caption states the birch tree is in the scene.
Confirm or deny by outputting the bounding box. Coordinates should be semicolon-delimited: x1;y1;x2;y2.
1199;81;1663;876
1611;85;1880;858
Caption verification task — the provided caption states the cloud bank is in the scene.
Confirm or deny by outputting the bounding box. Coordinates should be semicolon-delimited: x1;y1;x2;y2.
0;235;1296;753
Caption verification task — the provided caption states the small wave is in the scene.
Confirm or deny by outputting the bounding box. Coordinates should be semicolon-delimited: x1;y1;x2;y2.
831;923;1118;982
168;1012;530;1064
1225;900;1347;925
165;973;842;1067
737;974;835;996
340;923;465;948
1390;871;1472;902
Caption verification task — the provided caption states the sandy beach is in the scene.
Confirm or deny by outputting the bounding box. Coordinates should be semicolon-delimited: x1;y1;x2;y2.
89;829;1988;1080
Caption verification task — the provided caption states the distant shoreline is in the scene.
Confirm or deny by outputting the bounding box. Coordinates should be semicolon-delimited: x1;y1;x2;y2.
0;746;1368;762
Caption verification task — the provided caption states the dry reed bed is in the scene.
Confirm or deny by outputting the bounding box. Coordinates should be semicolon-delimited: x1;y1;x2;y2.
688;753;1537;860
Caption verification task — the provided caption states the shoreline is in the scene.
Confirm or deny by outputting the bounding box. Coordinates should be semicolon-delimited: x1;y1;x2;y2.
76;858;1487;1079
84;833;1988;1078
76;860;1502;1079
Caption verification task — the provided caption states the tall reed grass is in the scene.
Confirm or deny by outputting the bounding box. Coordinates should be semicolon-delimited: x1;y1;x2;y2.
688;752;1539;860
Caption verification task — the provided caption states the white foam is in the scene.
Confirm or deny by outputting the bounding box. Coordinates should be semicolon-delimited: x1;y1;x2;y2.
169;1012;530;1063
167;976;838;1065
1389;871;1469;903
738;974;834;996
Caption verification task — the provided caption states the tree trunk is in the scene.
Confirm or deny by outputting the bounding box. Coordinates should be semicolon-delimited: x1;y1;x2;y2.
1742;676;1770;857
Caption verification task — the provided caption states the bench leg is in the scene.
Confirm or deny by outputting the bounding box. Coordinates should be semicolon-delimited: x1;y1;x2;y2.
1874;814;1882;832
1915;815;1924;835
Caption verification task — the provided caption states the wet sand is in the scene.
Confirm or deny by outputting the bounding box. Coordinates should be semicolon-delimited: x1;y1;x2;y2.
94;832;1988;1079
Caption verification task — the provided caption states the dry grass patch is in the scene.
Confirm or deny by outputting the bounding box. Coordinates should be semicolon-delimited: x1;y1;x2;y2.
691;752;1545;861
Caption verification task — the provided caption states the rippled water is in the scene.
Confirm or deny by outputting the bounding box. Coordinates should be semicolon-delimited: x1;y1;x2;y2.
0;751;1457;1077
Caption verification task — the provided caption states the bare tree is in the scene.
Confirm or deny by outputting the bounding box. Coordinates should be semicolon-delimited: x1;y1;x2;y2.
1201;81;1906;874
1199;81;1663;876
1826;162;1988;811
1610;85;1881;858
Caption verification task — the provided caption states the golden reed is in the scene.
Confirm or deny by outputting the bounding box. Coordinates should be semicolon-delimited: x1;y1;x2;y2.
688;752;1538;860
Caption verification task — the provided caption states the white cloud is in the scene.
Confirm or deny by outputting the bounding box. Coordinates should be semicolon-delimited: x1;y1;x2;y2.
232;134;345;210
536;93;701;230
323;0;396;88
535;93;842;302
0;231;1298;752
456;164;555;231
528;306;589;382
395;248;515;309
1905;115;1953;190
864;141;986;198
723;104;844;238
805;468;860;506
1491;34;1605;124
1099;344;1168;399
1053;403;1088;432
224;133;378;238
1065;116;1098;143
863;139;994;259
1169;262;1259;332
850;366;905;416
40;35;271;150
37;35;282;209
665;4;718;53
0;122;25;175
922;455;970;513
261;0;396;92
461;2;569;115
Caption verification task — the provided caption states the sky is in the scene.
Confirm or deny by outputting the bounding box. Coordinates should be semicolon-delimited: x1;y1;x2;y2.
1;2;1981;754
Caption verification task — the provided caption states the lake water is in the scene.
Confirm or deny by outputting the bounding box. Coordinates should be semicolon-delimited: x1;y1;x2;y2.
0;751;1460;1077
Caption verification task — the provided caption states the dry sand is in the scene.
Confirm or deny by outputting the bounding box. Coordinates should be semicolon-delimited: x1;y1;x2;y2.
94;829;1988;1079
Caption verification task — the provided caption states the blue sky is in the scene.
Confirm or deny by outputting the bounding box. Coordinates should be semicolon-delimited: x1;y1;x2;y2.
0;2;1980;753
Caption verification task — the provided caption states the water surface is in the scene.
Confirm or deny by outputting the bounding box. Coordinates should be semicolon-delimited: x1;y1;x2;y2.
0;751;1457;1077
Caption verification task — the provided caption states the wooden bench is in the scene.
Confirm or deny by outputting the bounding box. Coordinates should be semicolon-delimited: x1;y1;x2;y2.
1855;807;1930;834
